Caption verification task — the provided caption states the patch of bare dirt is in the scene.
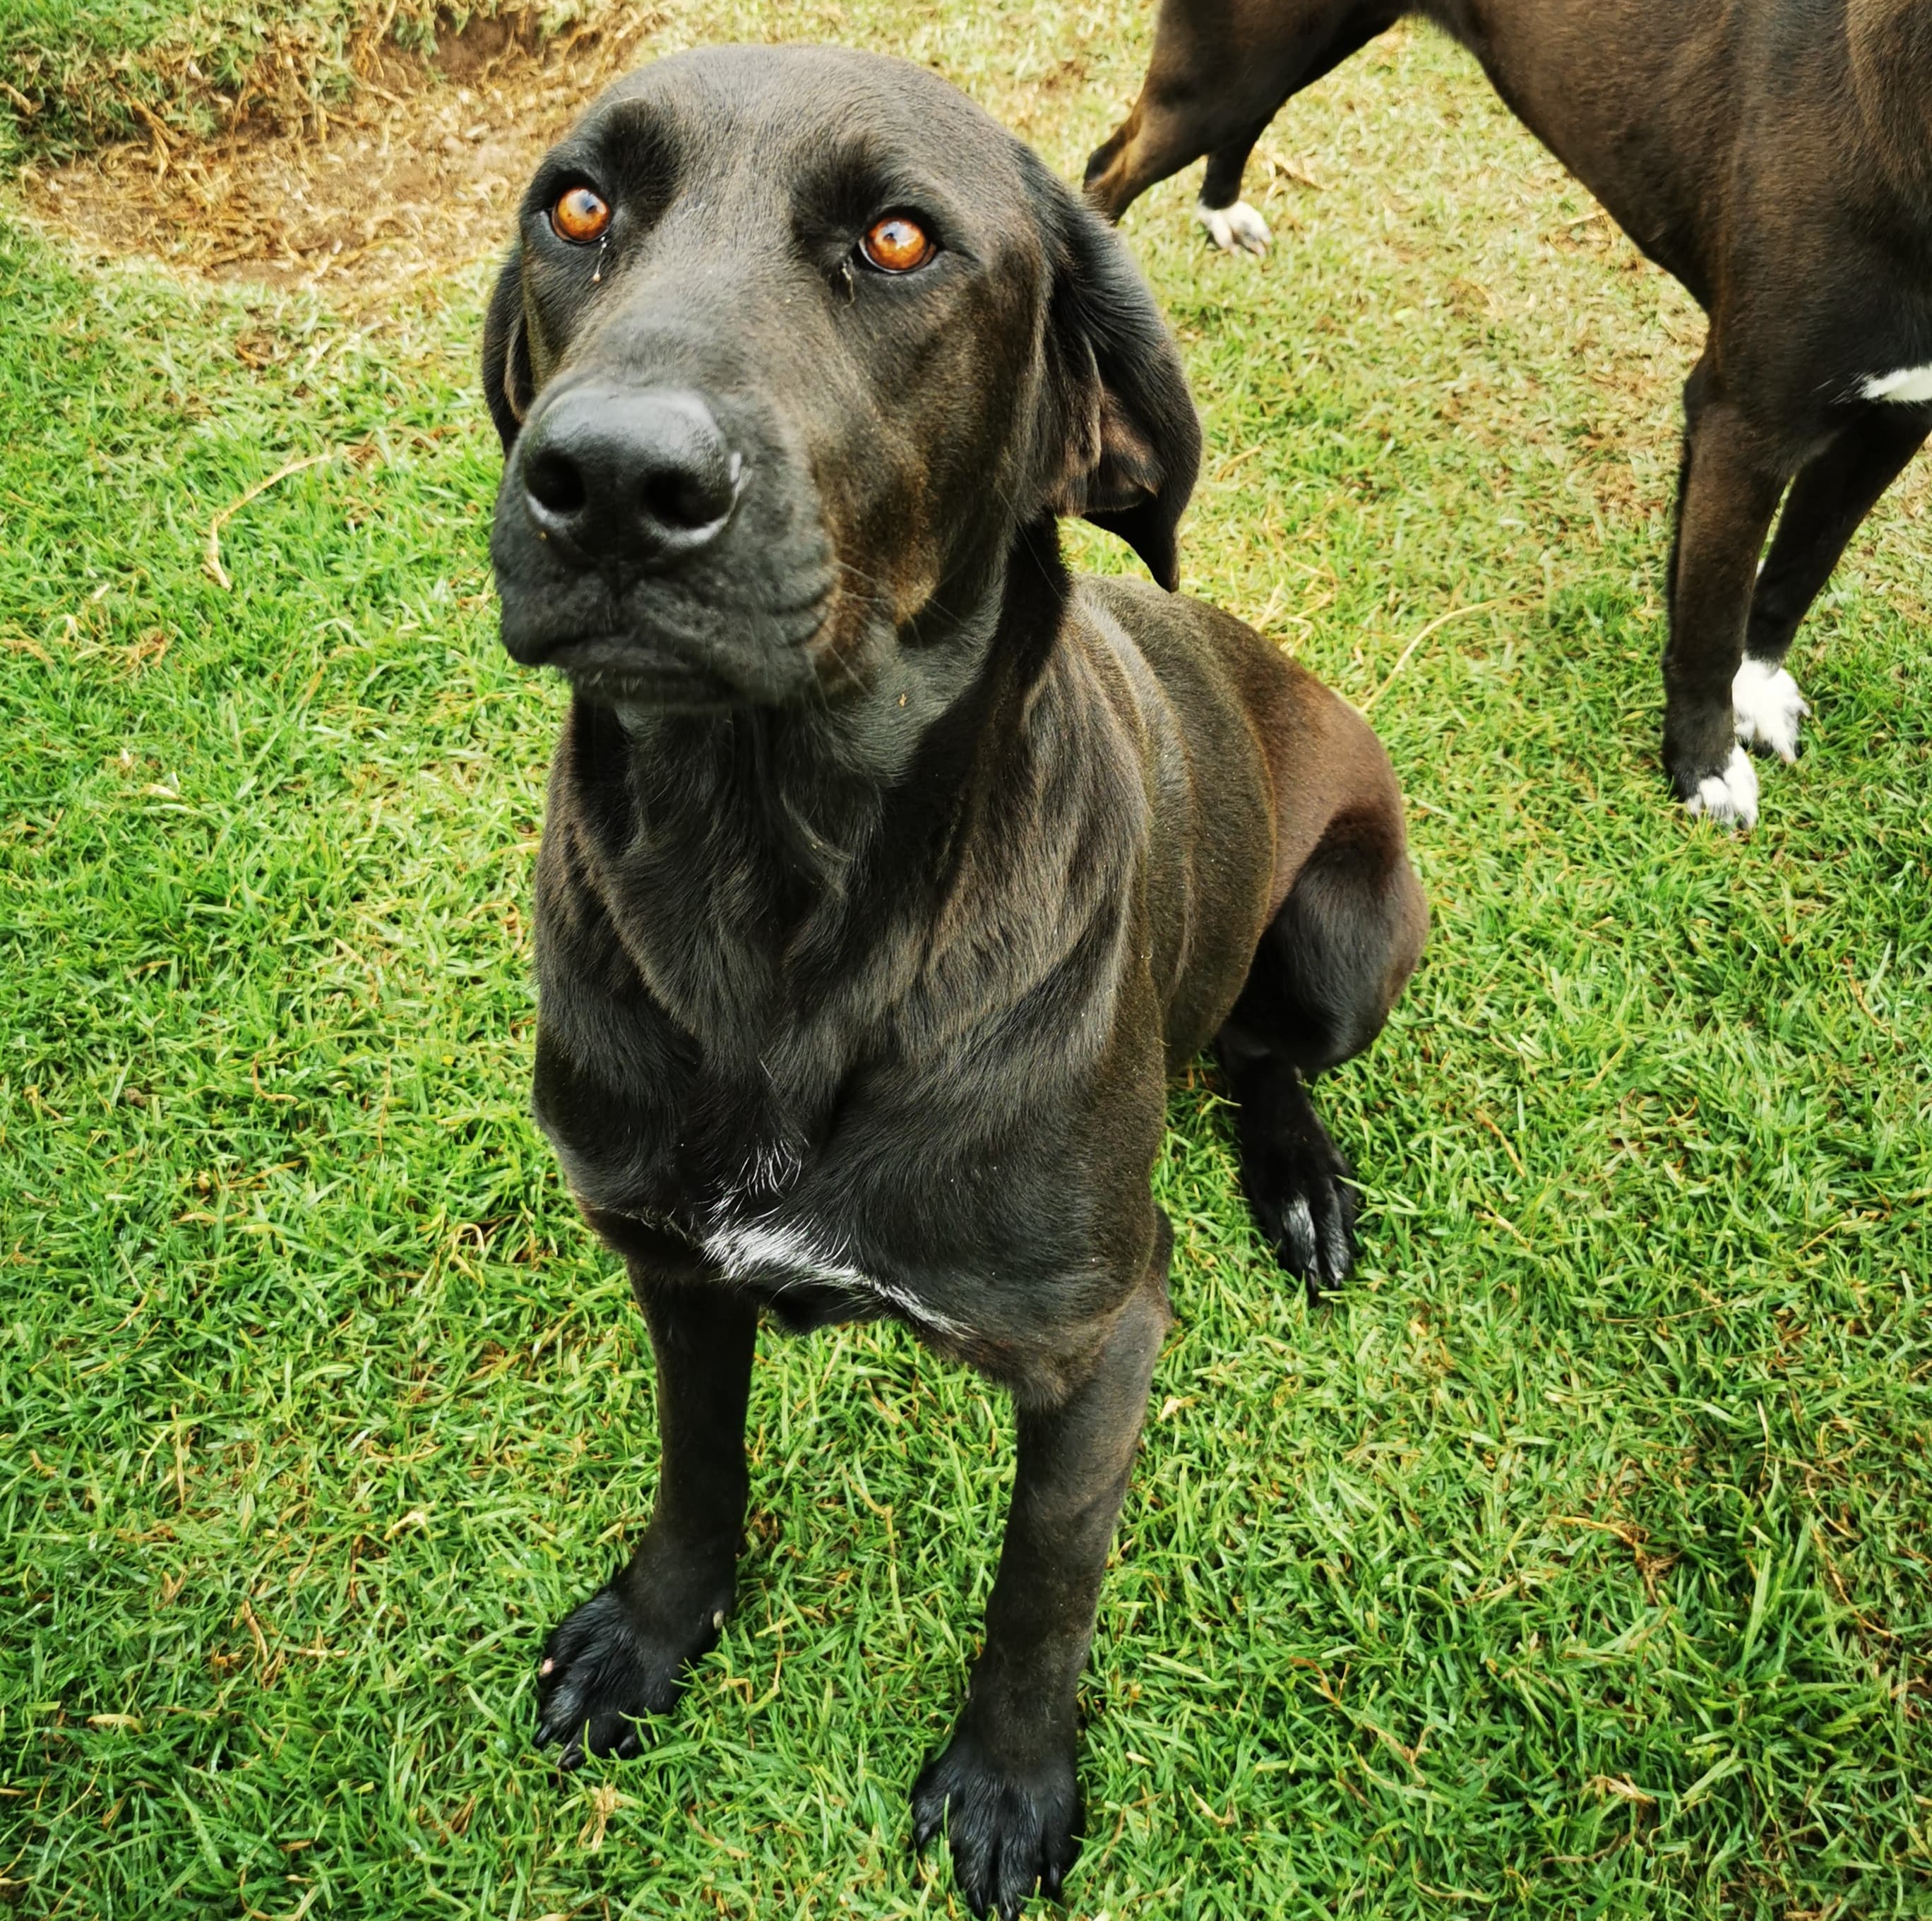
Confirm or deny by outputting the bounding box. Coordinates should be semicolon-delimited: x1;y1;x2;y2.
18;6;674;305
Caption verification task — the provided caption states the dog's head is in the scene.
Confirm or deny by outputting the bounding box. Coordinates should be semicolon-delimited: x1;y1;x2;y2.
483;46;1199;709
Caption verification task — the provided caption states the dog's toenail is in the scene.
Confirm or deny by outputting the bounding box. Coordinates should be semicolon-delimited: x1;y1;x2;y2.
712;1610;725;1629
539;1658;554;1675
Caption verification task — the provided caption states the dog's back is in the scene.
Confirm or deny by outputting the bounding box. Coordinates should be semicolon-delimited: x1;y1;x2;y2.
1431;0;1930;307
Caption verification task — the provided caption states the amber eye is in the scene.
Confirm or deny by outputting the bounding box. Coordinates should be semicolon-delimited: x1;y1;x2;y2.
551;186;611;246
860;213;935;273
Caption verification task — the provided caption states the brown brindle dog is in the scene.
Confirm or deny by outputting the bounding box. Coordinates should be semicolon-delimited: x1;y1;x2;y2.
482;44;1424;1920
1086;0;1932;827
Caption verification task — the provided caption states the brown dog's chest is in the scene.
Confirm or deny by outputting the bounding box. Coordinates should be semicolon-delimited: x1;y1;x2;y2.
533;950;1169;1362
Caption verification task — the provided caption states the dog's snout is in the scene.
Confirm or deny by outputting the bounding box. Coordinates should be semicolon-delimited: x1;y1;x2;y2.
517;385;744;567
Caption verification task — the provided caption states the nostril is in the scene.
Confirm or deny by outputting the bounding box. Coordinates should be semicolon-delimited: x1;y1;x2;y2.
642;471;715;530
515;388;741;565
640;449;741;532
526;450;586;517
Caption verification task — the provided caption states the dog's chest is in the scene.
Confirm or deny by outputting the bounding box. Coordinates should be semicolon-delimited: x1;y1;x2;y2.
1862;364;1932;405
698;1187;962;1336
551;1100;974;1339
703;1149;977;1339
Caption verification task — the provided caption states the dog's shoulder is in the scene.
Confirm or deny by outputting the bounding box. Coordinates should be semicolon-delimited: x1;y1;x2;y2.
1069;571;1323;743
1073;571;1287;679
1070;571;1401;829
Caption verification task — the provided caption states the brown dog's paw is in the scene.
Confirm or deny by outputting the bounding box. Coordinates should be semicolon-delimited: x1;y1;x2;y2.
535;1582;720;1769
912;1726;1080;1919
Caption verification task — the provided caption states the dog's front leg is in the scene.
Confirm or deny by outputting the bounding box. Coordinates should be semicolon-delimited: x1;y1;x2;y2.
535;1271;756;1768
1663;375;1790;827
914;1225;1171;1919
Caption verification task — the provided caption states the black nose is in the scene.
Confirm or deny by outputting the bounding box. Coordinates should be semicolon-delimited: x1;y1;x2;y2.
515;384;744;567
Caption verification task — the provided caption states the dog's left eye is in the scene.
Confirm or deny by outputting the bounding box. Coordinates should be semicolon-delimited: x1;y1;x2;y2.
551;186;612;245
860;213;936;273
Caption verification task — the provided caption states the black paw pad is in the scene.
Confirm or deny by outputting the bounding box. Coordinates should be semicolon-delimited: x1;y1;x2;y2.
912;1727;1080;1919
535;1584;712;1769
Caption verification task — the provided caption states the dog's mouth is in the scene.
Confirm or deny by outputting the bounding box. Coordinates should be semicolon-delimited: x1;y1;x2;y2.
525;595;839;712
542;635;740;708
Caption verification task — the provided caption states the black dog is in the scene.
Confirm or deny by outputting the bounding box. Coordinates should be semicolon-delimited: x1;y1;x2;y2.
1085;0;1932;826
483;45;1425;1917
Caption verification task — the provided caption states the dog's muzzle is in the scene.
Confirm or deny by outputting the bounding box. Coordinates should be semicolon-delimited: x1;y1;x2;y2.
491;378;836;703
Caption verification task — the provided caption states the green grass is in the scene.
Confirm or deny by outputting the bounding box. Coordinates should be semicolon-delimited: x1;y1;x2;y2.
4;6;1931;1916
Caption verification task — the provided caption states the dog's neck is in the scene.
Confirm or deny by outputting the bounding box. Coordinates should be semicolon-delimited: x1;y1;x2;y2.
539;523;1117;1072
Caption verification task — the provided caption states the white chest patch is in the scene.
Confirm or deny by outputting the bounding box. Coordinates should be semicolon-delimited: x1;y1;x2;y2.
703;1214;964;1337
1861;364;1932;405
1731;657;1808;762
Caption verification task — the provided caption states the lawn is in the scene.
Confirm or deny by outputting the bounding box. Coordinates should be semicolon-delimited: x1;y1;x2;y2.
4;4;1931;1916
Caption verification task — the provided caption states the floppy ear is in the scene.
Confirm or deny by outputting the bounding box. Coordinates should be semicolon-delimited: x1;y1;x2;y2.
1025;153;1201;590
481;242;536;452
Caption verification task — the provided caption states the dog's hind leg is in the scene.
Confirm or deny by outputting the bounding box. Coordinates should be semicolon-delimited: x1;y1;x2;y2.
1217;807;1426;1297
1082;0;1401;228
1083;73;1269;227
535;1255;756;1768
1734;409;1928;762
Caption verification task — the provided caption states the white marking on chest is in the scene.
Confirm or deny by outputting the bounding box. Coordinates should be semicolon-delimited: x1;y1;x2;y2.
733;1139;801;1201
1682;743;1760;829
1195;196;1270;256
1861;364;1932;404
703;1215;964;1337
1731;657;1808;762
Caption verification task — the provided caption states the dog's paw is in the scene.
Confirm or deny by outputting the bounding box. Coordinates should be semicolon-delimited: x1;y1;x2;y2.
1680;743;1760;829
1731;657;1808;762
912;1726;1081;1920
1195;197;1270;256
535;1582;720;1769
1244;1127;1357;1299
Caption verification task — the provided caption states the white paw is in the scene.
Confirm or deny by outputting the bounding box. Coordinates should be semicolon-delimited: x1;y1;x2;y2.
1731;657;1808;762
1196;197;1270;256
1682;743;1760;829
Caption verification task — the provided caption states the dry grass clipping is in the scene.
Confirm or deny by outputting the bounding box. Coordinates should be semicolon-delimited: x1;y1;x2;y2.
18;3;678;305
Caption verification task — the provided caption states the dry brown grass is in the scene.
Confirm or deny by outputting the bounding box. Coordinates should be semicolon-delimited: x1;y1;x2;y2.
17;4;676;301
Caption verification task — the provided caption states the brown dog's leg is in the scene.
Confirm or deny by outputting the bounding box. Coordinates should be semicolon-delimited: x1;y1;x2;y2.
1090;0;1298;220
1200;124;1268;209
1662;365;1791;824
1197;118;1278;252
1750;413;1928;664
1083;1;1399;226
912;1229;1171;1919
1083;82;1255;225
535;1271;757;1768
1730;410;1930;761
1219;803;1425;1295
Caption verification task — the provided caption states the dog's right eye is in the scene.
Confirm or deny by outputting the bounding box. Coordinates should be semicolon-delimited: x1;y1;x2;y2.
860;213;935;274
551;186;612;246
